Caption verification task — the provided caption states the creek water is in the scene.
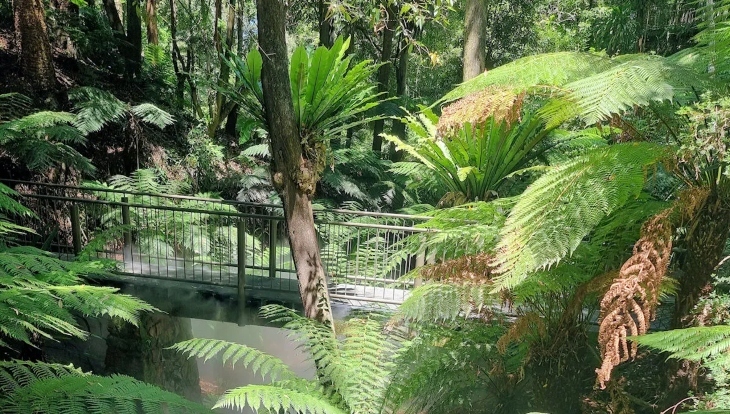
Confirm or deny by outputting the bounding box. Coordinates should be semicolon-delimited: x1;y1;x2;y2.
41;281;355;413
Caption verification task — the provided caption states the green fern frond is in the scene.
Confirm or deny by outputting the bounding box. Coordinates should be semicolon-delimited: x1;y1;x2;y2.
214;384;346;414
440;52;614;103
1;374;209;413
0;93;32;121
70;87;127;134
0;360;85;394
130;103;175;129
492;143;670;290
632;326;730;370
171;338;297;382
241;143;271;159
393;283;496;324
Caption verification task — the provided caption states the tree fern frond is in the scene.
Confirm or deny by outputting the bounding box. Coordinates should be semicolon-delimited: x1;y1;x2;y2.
1;374;209;413
171;338;297;382
130;103;175;129
0;93;32;121
632;326;730;370
241;143;271;159
69;87;127;134
214;384;346;414
392;283;497;324
492;143;670;290
440;52;614;103
0;360;85;394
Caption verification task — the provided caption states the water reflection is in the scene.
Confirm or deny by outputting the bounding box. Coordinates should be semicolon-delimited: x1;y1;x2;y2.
44;284;321;413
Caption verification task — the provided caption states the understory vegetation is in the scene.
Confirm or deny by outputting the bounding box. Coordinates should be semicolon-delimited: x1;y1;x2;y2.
2;0;730;413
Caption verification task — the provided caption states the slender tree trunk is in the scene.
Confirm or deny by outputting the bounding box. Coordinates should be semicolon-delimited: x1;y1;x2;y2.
169;0;185;108
318;0;335;47
14;0;57;97
463;0;486;81
371;4;397;154
389;38;410;162
208;0;236;138
126;0;142;77
145;0;159;45
256;0;334;327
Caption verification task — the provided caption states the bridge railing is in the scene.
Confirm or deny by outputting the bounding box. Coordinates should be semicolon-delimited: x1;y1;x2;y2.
7;180;444;305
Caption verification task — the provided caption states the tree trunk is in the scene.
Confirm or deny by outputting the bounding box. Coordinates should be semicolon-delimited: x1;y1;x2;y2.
208;0;237;139
463;0;486;81
145;0;159;45
126;0;142;78
371;4;397;154
256;0;334;327
14;0;57;97
102;0;125;34
318;0;335;47
389;37;410;162
674;194;730;326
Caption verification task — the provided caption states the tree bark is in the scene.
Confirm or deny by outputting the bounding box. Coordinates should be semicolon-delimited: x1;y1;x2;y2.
256;0;334;327
126;0;143;78
674;194;730;326
145;0;159;45
371;4;397;154
318;0;335;47
14;0;57;97
463;0;486;81
389;37;409;162
102;0;125;34
208;0;237;138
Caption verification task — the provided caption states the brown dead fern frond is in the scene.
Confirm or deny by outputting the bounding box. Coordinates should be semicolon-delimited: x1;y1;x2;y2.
595;209;674;388
497;311;547;354
437;87;524;137
420;252;496;284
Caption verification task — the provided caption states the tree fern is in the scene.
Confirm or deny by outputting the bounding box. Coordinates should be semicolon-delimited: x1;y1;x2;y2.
0;360;85;394
173;304;403;414
392;283;497;325
491;143;670;290
70;87;174;135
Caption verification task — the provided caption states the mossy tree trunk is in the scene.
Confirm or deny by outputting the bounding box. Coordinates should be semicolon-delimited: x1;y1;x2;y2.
13;0;57;97
256;0;334;328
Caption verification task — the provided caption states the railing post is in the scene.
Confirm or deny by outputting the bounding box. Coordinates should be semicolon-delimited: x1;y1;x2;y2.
268;219;278;279
414;250;425;288
70;204;82;256
121;197;131;247
237;219;246;303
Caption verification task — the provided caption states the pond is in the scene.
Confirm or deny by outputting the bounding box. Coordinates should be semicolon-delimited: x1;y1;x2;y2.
40;281;356;413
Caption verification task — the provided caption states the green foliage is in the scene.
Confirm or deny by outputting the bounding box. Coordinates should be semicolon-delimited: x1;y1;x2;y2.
387;111;553;206
1;371;209;413
492;143;670;290
632;326;730;371
393;283;496;324
227;36;383;146
441;52;707;128
70;87;174;135
175;304;402;414
0;98;94;174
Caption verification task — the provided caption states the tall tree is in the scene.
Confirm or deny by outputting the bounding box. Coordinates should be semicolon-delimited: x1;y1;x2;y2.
371;2;397;153
255;0;334;326
463;0;486;81
145;0;159;45
126;0;143;77
318;0;335;47
13;0;57;97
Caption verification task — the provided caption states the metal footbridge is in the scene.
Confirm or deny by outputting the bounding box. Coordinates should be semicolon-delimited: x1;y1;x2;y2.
8;180;438;308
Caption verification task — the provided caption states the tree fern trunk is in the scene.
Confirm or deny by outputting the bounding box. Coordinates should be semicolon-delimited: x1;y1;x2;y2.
256;0;334;328
145;0;159;45
674;195;730;326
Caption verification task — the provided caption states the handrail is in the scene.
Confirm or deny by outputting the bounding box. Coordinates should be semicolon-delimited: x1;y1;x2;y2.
3;179;434;221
